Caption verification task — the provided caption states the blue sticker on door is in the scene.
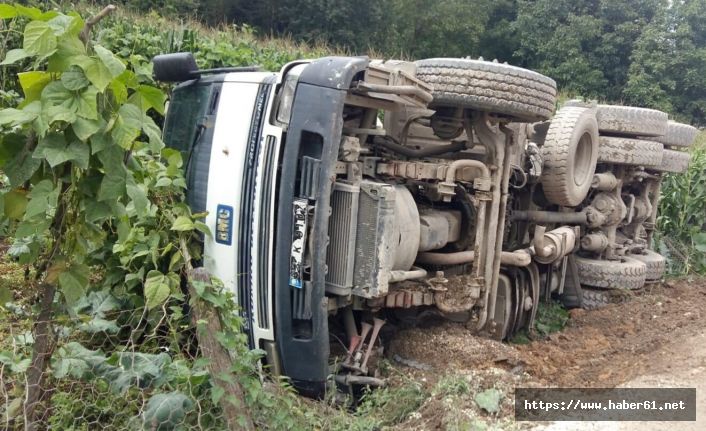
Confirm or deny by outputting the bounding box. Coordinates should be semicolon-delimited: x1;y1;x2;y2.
215;204;234;245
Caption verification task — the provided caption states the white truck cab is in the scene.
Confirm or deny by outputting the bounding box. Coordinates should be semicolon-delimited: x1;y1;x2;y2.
154;53;689;397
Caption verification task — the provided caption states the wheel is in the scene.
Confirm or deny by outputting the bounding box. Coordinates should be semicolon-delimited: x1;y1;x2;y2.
415;58;557;122
648;120;698;148
540;106;599;207
596;105;668;137
575;256;646;290
630;250;666;281
597;136;663;167
581;287;631;310
650;149;690;173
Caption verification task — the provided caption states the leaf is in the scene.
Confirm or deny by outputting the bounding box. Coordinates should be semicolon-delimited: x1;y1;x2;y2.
79;318;120;334
41;81;98;121
47;14;81;37
104;352;171;393
695;233;706;253
48;37;85;72
171;216;194;232
98;174;126;201
474;388;502;413
126;175;149;215
144;270;171;310
18;71;52;104
45;260;66;284
111;103;143;149
109;79;127;105
52;342;105;379
3;189;28;220
128;85;166;115
33;132;89;169
0;108;38;127
58;263;90;305
23;21;57;56
1;48;29;65
94;45;126;78
0;4;16;19
5;149;41;187
61;66;90;91
14;4;44;20
143;392;193;430
72;55;112;92
72;117;103;141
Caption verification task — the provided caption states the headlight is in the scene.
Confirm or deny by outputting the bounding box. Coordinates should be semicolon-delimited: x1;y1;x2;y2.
276;64;307;126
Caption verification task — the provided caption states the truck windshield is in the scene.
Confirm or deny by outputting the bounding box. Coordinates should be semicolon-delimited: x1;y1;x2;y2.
163;82;214;157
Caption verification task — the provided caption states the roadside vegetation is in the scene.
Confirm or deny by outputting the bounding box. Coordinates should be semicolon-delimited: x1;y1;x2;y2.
0;2;704;430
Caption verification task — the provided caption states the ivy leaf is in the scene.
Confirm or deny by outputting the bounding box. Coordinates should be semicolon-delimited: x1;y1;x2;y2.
144;270;171;310
94;45;126;78
58;263;90;305
18;71;52;103
3;189;28;220
23;21;57;57
61;66;90;91
0;4;17;19
1;48;29;65
171;216;194;232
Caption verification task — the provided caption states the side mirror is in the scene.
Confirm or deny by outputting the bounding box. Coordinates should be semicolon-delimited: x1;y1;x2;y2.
152;52;198;82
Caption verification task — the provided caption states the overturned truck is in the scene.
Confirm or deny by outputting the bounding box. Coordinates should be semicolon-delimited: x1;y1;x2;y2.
153;53;695;396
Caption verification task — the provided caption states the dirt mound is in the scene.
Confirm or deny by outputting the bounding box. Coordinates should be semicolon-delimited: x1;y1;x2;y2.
389;321;523;371
519;279;706;387
385;277;706;429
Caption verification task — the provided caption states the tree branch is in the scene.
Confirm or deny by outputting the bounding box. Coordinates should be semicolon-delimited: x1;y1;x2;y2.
79;4;117;44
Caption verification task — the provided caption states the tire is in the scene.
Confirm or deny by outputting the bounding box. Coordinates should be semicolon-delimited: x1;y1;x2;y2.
581;288;631;310
650;149;690;173
415;58;557;122
596;105;668;137
575;256;646;290
630;250;666;281
597;136;663;167
648;121;698;148
540;107;599;207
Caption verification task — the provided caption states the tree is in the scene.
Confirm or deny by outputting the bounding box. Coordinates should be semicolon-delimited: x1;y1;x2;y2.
0;4;255;428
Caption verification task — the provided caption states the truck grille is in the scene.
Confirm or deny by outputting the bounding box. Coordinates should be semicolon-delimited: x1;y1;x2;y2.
325;183;360;293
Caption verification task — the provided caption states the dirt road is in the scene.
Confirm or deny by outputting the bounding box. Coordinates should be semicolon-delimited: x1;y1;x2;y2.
387;277;706;429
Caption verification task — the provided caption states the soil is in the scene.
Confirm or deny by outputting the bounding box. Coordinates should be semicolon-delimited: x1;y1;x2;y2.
386;277;706;429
